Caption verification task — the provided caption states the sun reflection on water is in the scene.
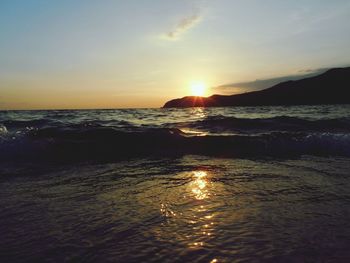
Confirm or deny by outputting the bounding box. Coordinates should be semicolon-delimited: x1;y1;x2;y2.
178;107;208;136
186;170;218;250
155;169;220;255
179;128;208;137
191;171;209;200
191;107;206;119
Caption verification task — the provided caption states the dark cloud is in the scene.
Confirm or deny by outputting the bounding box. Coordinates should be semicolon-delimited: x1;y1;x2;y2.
213;68;330;94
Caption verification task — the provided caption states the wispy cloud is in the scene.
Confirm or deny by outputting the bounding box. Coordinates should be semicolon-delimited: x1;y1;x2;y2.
163;12;202;41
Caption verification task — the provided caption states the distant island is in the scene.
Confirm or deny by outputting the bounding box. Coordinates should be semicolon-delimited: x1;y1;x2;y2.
163;67;350;108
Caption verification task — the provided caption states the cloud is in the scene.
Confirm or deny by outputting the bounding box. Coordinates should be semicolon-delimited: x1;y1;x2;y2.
163;13;202;40
213;68;330;95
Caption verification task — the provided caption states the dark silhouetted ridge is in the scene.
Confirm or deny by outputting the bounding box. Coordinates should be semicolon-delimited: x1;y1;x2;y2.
163;67;350;108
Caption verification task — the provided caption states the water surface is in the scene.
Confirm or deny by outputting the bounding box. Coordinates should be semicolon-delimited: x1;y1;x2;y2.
1;105;350;262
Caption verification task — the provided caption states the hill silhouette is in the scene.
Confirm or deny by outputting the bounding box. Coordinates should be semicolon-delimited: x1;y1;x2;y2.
163;67;350;108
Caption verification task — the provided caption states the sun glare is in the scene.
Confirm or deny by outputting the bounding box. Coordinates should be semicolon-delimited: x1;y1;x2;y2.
190;81;207;97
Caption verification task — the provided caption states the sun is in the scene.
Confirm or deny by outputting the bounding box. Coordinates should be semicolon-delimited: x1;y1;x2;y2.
190;81;207;97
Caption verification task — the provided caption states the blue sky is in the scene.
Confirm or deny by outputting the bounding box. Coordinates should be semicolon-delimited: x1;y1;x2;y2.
1;0;350;109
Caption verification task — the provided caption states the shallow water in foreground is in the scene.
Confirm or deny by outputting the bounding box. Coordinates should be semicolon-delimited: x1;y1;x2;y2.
1;156;350;262
1;106;350;262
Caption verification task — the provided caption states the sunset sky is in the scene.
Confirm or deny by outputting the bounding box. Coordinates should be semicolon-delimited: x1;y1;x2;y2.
1;0;350;109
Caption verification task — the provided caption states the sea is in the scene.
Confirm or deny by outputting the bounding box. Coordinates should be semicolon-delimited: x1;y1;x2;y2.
1;105;350;262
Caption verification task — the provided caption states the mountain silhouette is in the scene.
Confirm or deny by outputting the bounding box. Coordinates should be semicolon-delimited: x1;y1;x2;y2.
163;67;350;108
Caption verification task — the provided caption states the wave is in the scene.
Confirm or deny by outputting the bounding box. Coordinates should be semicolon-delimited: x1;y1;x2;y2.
2;115;350;133
180;116;350;133
0;119;135;130
1;125;350;162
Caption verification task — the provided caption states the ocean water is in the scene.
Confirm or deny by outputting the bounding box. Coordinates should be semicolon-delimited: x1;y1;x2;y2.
1;105;350;262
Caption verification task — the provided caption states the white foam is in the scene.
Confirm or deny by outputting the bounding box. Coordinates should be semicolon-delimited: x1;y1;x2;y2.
0;124;8;135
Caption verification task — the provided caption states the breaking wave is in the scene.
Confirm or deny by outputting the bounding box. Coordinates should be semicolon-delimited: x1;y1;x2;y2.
1;124;350;162
180;116;350;133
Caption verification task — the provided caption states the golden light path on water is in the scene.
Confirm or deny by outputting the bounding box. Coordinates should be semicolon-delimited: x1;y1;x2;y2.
135;108;222;261
189;171;216;249
192;107;206;119
191;171;209;200
157;169;220;262
157;107;220;261
179;107;209;136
